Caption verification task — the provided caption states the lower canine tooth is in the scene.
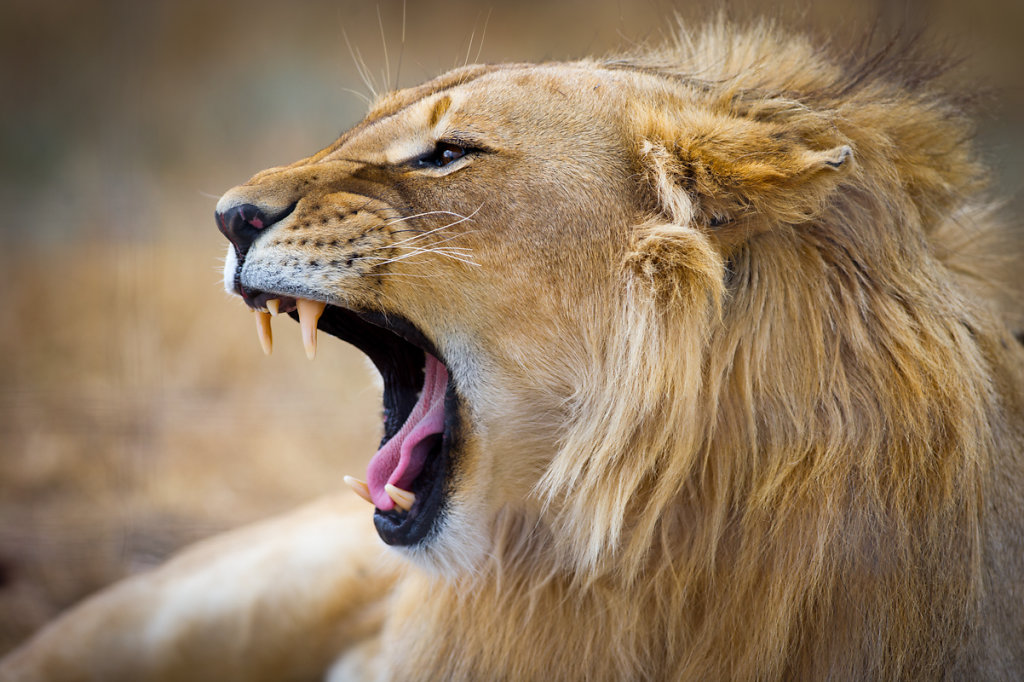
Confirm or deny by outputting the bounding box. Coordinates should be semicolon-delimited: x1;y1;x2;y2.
343;476;374;505
266;298;280;316
385;484;415;511
255;311;273;355
296;298;326;360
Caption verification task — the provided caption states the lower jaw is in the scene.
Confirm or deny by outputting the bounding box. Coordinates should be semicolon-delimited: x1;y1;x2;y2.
245;296;461;547
312;306;462;548
373;384;460;546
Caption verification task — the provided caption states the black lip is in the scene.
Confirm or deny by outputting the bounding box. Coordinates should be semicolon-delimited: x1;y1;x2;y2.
373;382;460;546
298;305;460;547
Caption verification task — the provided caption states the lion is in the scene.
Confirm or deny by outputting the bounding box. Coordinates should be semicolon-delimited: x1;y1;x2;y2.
3;19;1023;682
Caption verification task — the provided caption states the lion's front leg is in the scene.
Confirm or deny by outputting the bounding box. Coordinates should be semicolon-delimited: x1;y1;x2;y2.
0;494;399;682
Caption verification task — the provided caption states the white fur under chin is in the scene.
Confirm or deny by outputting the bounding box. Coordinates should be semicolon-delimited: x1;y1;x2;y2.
395;500;491;581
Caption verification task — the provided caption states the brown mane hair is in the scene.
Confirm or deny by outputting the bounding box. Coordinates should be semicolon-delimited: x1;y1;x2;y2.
464;19;1008;679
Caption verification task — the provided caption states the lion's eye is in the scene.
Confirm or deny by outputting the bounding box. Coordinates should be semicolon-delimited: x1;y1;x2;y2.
414;142;468;169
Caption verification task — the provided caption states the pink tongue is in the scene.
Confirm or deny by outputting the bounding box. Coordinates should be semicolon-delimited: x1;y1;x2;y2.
366;354;449;510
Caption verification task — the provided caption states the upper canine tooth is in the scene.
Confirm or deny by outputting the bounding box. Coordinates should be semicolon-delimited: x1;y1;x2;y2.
384;484;415;512
266;299;280;316
255;311;273;355
296;298;326;360
343;476;374;505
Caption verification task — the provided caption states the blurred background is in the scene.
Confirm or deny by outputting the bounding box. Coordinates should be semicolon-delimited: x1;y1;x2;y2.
1;0;1021;654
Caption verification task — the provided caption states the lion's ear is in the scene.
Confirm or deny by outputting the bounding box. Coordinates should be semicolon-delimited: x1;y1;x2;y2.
638;108;853;234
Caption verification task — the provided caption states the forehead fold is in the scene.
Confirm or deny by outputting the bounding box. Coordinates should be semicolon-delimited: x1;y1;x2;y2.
333;92;463;165
329;63;624;164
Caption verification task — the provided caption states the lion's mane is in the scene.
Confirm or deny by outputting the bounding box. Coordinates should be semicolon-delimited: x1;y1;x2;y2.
399;22;1021;681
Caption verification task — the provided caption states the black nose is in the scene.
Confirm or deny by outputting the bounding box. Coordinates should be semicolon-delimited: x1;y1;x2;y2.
215;202;295;258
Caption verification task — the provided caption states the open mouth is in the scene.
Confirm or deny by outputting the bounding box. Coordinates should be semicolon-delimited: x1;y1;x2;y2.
244;292;458;547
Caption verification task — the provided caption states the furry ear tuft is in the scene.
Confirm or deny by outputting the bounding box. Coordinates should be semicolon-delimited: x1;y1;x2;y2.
626;219;725;309
636;106;854;231
819;145;853;169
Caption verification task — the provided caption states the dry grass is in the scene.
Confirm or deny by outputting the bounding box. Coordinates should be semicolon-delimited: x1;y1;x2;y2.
0;240;381;654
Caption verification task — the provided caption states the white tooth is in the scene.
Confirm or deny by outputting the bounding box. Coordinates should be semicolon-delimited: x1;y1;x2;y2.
255;311;273;355
266;298;280;316
385;483;415;512
344;476;374;505
296;298;326;360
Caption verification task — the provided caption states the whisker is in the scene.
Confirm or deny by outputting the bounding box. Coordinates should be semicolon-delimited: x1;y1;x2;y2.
359;228;481;259
434;254;482;267
377;4;390;93
474;8;492;64
354;45;378;98
357;240;474;259
382;209;471;227
367;238;473;254
423;232;475;246
384;218;462;241
407;238;471;251
389;205;482;247
462;25;477;70
393;0;406;90
414;245;475;256
360;241;475;262
420;243;474;253
391;223;463;247
341;25;378;99
357;243;480;268
358;251;424;266
433;253;479;263
343;87;373;106
363;271;435;279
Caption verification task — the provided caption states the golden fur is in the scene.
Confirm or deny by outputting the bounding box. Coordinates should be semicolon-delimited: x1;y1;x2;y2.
3;20;1023;681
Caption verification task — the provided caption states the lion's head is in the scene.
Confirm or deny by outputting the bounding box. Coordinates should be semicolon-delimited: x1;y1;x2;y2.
217;23;1013;675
